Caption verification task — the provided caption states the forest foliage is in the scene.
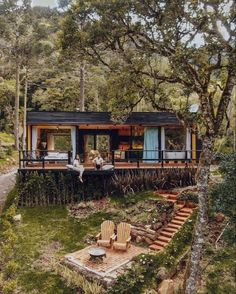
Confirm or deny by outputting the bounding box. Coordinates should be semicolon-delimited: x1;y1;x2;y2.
0;0;235;152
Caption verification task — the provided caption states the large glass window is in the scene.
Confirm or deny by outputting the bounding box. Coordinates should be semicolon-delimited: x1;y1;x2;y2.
165;128;185;150
84;134;110;162
132;126;144;149
39;128;71;151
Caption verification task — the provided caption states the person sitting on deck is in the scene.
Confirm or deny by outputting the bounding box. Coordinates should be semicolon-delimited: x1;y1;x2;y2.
66;155;84;182
93;153;104;170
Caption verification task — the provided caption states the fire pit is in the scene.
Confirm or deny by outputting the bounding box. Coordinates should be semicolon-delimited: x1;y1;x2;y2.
88;247;106;262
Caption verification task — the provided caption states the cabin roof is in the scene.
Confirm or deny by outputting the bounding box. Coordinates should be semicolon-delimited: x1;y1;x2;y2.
27;111;181;126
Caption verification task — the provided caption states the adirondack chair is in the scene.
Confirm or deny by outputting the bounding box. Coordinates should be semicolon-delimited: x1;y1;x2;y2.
96;220;115;248
113;222;131;251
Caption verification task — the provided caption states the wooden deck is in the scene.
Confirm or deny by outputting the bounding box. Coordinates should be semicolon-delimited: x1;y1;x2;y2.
18;161;198;174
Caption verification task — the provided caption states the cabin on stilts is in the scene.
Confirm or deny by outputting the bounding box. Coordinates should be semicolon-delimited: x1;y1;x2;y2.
19;111;201;171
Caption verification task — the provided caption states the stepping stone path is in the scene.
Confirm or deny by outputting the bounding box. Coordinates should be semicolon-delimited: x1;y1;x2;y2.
149;192;194;251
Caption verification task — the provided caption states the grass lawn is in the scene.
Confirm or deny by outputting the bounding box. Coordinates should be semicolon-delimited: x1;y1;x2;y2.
14;206;110;293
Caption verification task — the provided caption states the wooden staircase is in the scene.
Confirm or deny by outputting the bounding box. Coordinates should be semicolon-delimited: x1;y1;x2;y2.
149;193;194;251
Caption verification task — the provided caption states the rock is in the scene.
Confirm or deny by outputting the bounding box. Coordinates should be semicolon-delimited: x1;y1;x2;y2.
136;236;143;243
153;222;162;230
215;213;225;222
145;224;152;229
144;237;153;245
13;214;22;222
131;229;139;237
160;212;167;223
158;279;174;294
156;267;168;283
135;230;146;237
146;233;157;241
146;228;156;235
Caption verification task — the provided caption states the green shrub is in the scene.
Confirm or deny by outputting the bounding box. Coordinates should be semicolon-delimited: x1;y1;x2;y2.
4;261;19;279
210;153;236;233
177;191;198;204
6;146;13;156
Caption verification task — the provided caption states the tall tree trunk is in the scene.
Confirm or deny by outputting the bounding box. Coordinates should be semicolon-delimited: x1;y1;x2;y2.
23;67;28;150
14;58;20;150
185;135;215;294
80;60;85;111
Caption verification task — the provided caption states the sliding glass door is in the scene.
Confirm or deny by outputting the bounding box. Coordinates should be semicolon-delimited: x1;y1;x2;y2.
84;134;110;163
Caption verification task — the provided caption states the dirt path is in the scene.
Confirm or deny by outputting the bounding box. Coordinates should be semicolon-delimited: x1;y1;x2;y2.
0;169;17;211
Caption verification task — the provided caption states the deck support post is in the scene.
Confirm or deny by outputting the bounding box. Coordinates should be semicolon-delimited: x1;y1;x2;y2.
161;150;164;168
19;151;21;169
112;150;115;166
68;151;71;164
185;150;188;167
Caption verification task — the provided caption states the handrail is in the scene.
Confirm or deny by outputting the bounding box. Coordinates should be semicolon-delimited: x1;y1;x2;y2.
19;150;72;169
111;149;201;168
18;149;201;169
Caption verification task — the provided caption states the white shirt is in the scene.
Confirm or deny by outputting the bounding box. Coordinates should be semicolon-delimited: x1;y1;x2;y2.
73;159;82;167
93;156;104;165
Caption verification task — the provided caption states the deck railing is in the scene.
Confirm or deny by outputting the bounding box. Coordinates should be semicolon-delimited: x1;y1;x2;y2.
19;150;72;169
19;149;201;169
111;149;201;168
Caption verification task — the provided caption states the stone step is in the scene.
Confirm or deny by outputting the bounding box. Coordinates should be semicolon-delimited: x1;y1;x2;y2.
164;227;178;233
176;204;185;210
177;212;190;217
158;235;172;242
168;195;177;200
154;240;169;247
171;219;185;225
167;223;182;229
180;208;193;213
160;230;175;238
174;216;189;221
149;244;164;251
167;199;177;203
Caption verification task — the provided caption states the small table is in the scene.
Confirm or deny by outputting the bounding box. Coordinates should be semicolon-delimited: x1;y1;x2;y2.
88;247;106;262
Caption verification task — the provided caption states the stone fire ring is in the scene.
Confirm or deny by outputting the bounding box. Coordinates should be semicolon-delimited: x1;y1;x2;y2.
88;247;106;261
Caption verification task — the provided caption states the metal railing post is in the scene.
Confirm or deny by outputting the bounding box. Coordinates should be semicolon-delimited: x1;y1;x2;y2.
68;151;71;164
19;151;21;169
112;150;115;166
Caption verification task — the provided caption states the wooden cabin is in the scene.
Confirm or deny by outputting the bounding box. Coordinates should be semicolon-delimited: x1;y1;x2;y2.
20;111;201;170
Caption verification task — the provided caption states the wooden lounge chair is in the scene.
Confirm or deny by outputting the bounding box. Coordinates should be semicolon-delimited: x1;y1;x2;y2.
113;222;131;251
96;220;115;248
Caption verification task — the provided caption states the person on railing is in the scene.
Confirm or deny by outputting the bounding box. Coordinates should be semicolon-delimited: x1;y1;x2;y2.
93;153;104;170
66;154;84;182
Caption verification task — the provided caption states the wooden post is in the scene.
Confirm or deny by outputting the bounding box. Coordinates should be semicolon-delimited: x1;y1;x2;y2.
192;131;197;162
68;151;71;164
112;150;115;166
19;151;21;169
